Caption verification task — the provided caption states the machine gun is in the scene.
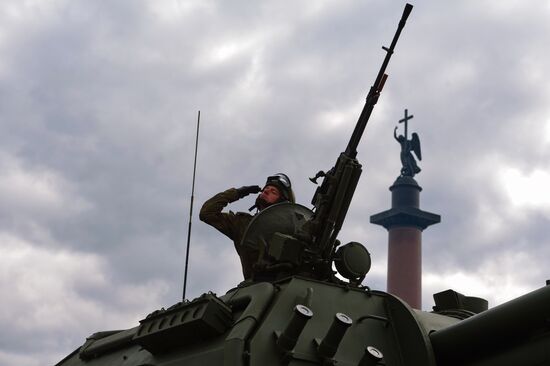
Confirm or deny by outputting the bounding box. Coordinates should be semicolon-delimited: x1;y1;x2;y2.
306;3;413;277
238;4;413;284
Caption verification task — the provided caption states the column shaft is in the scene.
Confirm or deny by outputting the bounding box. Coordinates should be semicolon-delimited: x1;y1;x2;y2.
387;226;422;309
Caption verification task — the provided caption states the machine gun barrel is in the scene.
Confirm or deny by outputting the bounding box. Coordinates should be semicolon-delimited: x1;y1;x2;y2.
308;4;413;268
345;3;412;158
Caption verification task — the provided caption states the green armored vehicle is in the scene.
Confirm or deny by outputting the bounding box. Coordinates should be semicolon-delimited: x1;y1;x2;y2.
56;4;550;366
55;202;550;366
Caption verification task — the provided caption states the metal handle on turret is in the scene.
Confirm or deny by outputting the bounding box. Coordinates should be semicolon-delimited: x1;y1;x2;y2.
317;313;353;359
276;305;314;353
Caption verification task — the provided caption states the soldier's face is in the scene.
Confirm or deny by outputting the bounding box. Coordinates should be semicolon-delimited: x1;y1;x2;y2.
259;185;281;204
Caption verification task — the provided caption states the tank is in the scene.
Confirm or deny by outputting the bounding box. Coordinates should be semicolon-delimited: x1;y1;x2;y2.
55;4;550;366
55;203;550;366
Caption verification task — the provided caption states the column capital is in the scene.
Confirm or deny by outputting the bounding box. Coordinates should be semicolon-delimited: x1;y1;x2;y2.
370;206;440;231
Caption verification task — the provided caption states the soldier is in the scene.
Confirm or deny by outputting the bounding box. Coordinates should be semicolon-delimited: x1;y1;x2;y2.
199;173;295;280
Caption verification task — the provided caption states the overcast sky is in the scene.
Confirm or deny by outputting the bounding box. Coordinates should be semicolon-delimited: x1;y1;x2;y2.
1;1;550;365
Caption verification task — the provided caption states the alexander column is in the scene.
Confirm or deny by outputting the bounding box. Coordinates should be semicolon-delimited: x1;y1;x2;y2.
370;109;440;309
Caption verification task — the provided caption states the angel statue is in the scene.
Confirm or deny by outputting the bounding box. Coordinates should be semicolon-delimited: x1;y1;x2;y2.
394;126;422;177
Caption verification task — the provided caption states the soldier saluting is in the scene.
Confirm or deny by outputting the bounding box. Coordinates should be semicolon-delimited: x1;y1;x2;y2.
199;173;295;280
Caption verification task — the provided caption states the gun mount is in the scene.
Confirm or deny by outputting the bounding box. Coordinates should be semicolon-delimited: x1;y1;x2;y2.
238;202;372;285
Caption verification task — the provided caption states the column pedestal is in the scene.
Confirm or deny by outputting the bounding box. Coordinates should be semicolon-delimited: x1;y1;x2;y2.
370;176;440;309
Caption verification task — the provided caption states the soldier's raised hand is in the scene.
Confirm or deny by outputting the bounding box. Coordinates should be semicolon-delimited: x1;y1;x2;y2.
236;185;262;198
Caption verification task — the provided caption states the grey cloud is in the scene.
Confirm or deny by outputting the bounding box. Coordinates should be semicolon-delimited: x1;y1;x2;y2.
2;1;550;365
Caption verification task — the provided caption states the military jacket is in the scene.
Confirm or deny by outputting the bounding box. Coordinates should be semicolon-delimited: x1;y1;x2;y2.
199;188;258;279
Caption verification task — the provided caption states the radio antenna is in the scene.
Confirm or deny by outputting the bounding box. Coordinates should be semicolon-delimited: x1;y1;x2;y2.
183;110;200;301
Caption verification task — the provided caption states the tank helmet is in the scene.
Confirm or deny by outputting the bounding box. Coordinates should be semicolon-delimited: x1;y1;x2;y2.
264;173;295;203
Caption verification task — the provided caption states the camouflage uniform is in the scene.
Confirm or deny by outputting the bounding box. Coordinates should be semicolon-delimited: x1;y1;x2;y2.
199;188;258;280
